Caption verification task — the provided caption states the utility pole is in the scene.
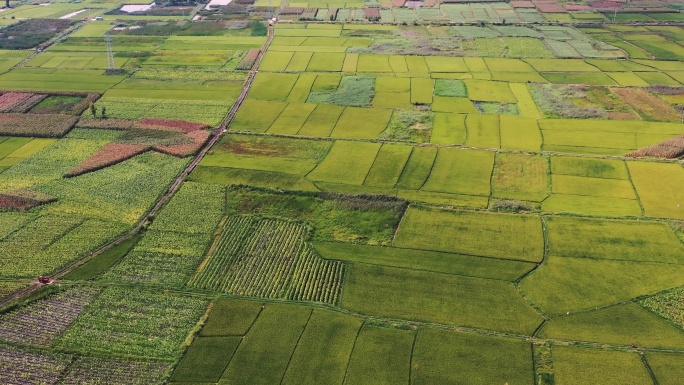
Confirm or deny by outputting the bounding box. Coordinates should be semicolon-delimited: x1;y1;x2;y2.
105;32;114;72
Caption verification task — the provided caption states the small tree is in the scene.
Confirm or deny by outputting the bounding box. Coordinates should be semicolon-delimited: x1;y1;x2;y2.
101;106;106;119
89;102;96;117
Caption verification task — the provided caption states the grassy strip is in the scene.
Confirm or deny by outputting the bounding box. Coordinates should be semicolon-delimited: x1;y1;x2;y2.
61;233;142;281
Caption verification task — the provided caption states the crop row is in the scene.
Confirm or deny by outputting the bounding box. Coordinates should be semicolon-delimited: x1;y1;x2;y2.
0;92;47;113
190;217;304;295
65;143;151;177
0;344;170;385
189;216;343;304
236;49;260;71
0;188;57;211
0;113;77;138
154;129;211;157
149;182;225;234
55;287;208;357
37;151;189;226
286;245;344;304
102;230;213;287
0;286;100;347
60;356;170;385
0;345;70;385
0;215;126;278
95;97;230;126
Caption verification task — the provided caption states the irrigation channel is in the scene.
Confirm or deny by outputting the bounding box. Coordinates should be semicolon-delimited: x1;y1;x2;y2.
0;24;277;309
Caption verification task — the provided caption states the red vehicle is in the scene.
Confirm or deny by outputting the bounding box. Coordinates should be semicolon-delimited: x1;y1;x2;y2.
38;276;51;284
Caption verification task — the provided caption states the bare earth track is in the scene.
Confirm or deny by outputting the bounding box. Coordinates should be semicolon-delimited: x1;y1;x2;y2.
0;25;277;310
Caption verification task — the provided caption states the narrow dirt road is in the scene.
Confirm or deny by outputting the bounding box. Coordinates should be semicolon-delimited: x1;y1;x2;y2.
0;25;277;308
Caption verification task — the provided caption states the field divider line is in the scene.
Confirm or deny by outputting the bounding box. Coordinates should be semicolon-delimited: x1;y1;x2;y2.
340;321;364;385
408;326;418;384
360;143;383;187
66;281;684;355
390;203;410;245
639;350;660;385
624;161;646;217
486;150;498;208
222;128;684;167
0;25;278;310
189;215;229;282
279;308;313;385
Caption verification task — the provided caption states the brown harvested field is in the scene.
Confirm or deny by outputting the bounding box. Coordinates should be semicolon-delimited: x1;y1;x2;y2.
0;189;57;210
613;88;681;122
627;134;684;159
607;111;640;120
66;143;151;177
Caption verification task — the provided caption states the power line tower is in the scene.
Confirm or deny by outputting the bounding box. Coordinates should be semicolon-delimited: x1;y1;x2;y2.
105;33;114;72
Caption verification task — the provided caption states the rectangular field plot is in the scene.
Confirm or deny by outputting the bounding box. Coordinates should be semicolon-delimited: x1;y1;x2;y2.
200;298;263;336
330;107;392;139
248;73;299;101
372;91;412;109
285;51;314;72
464;79;517;103
525;58;601;72
297;104;344;137
424;56;469;73
542;194;643;217
259;51;295;72
0;69;125;93
538;302;684;349
267;103;317;135
545;216;684;264
189;167;318;193
395;147;437;190
492;153;549;201
394;206;544;262
281;309;362;385
465;114;500;148
287;74;317;103
200;134;329;175
169;336;241;383
431;96;478;113
55;287;208;358
412;328;534;385
551;156;628;179
364;143;412;188
551;174;637;200
341;263;543;334
499;115;542;151
552;347;651;385
647;353;684;385
518;255;684;315
410;78;434;105
231;99;288;132
628;162;684;220
308;141;381;185
220;304;312;384
344;325;414;385
314;242;534;281
357;54;393;73
431;113;467;145
376;76;410;93
307;52;346;71
422;148;494;196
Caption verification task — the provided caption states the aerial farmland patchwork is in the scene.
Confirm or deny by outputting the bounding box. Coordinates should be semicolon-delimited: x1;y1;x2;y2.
0;0;682;383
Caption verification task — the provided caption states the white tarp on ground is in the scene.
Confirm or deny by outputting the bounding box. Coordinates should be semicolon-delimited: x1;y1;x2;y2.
59;9;87;19
205;0;232;9
120;3;155;13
